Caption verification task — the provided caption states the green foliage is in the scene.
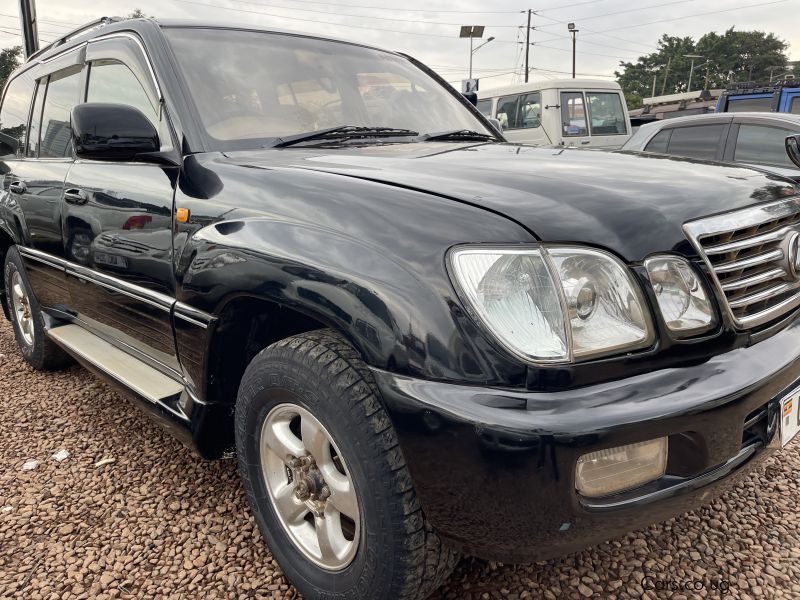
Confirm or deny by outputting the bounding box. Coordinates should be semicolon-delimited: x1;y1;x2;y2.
0;46;21;93
128;9;151;19
616;28;789;105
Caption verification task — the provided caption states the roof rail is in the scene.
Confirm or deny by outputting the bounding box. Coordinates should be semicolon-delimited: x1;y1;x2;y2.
26;16;124;63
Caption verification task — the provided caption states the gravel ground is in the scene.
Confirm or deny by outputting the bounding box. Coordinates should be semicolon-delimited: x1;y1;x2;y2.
1;318;800;599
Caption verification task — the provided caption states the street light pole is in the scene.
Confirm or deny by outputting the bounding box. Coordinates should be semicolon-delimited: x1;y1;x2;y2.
459;25;486;84
568;23;578;79
469;37;495;80
685;54;703;92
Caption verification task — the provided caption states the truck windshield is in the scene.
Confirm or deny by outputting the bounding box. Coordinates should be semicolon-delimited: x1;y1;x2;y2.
164;27;492;149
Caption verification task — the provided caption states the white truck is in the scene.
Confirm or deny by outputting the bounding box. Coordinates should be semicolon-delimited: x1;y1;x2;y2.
477;78;631;148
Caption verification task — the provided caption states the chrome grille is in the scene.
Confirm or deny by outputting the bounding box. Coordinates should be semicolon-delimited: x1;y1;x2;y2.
683;196;800;329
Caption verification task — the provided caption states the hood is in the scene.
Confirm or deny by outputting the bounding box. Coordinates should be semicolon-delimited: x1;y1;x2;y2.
221;142;797;261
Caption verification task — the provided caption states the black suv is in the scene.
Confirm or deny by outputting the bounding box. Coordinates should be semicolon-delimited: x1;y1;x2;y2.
2;17;800;600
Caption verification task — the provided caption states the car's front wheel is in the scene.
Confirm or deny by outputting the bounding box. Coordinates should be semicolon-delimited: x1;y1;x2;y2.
235;329;458;599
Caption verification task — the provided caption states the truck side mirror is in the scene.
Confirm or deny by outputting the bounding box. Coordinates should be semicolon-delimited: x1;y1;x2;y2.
487;118;503;134
71;102;159;162
787;135;800;169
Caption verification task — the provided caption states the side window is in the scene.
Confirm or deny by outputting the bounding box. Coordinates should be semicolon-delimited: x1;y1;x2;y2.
86;60;159;127
0;70;35;158
496;95;520;129
645;129;671;153
561;92;587;137
518;92;541;129
586;92;627;135
790;97;800;115
664;124;726;159
734;124;798;168
27;78;47;157
476;98;493;118
39;66;81;159
727;97;771;112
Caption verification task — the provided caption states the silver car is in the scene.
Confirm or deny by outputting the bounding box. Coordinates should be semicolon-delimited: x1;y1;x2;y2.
622;112;800;182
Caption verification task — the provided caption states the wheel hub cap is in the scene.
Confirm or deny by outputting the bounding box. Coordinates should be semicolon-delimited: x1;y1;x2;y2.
10;271;34;346
260;403;361;570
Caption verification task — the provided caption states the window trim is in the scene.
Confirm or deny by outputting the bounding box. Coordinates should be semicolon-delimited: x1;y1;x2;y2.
584;90;629;137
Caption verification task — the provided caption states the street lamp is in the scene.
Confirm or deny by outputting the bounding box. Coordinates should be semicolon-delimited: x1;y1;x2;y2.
767;65;785;82
459;26;487;81
568;23;579;79
470;36;495;79
684;54;703;92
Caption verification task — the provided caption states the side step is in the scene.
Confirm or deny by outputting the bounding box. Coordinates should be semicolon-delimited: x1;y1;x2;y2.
47;324;184;405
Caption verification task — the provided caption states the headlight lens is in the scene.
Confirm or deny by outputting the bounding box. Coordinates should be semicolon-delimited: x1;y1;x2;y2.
548;248;652;358
449;246;653;362
644;256;716;335
450;249;568;360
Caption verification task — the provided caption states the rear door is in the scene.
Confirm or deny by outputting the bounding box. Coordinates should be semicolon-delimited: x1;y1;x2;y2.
724;117;800;181
1;51;84;312
63;34;181;375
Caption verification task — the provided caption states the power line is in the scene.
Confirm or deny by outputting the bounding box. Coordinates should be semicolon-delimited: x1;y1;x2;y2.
216;0;521;14
590;0;789;34
534;0;701;30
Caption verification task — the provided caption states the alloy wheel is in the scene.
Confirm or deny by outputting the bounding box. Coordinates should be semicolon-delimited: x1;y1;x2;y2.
10;271;34;346
259;402;361;570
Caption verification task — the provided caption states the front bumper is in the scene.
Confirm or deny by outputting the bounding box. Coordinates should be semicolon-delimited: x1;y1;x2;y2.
373;320;800;563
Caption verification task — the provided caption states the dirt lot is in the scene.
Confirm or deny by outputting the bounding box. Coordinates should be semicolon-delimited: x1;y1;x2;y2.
1;319;800;599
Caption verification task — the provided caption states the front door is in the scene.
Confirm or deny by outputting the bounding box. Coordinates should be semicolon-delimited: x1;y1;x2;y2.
63;45;180;375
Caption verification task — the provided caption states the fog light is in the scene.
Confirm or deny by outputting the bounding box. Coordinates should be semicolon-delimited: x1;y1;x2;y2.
575;438;668;497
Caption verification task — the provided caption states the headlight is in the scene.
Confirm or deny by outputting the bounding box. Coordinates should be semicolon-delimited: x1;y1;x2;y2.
644;256;716;335
449;246;653;362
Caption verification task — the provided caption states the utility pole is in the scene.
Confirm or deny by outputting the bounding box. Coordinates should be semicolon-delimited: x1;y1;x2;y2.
568;23;578;79
524;9;532;83
661;56;671;95
18;0;39;58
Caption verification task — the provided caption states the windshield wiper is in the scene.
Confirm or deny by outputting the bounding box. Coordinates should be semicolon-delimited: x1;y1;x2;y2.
420;129;495;142
267;125;419;148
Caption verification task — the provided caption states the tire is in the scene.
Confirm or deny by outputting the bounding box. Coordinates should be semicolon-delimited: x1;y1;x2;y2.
3;246;71;370
235;329;459;600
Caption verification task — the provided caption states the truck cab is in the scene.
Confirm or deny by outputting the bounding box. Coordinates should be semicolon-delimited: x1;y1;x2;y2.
716;80;800;114
476;78;631;148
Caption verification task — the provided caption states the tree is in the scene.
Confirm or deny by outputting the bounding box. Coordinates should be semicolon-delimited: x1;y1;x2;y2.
0;46;21;94
616;28;789;106
128;9;151;19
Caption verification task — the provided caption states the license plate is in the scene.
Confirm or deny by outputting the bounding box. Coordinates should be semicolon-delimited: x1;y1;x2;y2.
780;391;800;447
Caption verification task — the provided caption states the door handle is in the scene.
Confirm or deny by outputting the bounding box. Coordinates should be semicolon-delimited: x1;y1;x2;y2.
64;188;89;205
581;140;590;145
9;181;26;194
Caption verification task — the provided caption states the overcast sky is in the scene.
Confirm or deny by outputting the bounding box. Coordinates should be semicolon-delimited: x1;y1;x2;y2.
1;0;797;90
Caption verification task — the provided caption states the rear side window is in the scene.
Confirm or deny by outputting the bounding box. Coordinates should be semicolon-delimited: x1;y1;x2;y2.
476;98;492;118
727;97;771;112
561;92;587;137
496;95;520;129
0;70;35;158
791;97;800;115
645;129;671;153
734;124;798;168
663;124;726;159
586;92;627;135
39;67;81;158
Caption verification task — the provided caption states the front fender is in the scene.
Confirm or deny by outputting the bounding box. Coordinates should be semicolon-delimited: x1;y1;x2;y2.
177;216;526;384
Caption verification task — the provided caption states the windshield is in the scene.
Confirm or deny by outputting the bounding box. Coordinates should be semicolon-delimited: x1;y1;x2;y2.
164;28;492;149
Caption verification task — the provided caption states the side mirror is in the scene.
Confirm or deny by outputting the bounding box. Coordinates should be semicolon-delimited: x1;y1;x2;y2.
71;103;159;162
487;117;503;135
0;131;19;158
787;134;800;169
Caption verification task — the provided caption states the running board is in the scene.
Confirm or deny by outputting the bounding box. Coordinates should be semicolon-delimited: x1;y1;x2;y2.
47;324;184;405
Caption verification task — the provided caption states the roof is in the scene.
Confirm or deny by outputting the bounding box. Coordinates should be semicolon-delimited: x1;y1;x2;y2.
639;111;800;130
24;17;399;67
477;78;621;98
